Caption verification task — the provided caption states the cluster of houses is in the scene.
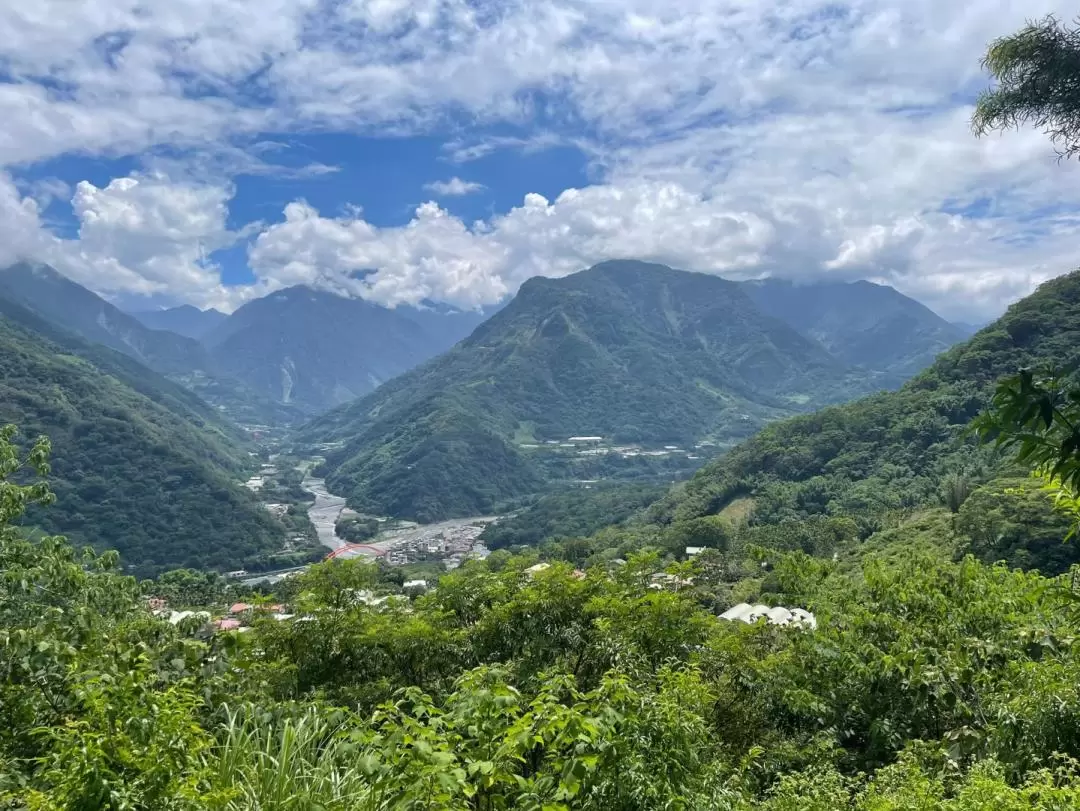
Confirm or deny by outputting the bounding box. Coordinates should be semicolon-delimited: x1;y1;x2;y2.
382;523;491;569
516;435;713;462
147;597;298;634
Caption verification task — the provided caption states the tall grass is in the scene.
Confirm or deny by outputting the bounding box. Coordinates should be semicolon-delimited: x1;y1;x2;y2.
208;704;375;810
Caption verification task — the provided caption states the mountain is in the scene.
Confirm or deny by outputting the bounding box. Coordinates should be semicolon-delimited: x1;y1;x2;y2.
0;296;286;575
0;263;211;376
653;269;1080;529
953;321;987;338
299;260;885;522
0;264;300;426
131;304;227;339
740;278;967;388
203;286;488;415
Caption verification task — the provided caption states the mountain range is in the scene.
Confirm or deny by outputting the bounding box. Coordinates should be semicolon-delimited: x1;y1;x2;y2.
299;260;968;522
741;278;968;388
0;258;976;568
0;263;490;420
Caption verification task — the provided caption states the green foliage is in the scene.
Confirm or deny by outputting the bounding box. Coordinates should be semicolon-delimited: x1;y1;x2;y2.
656;270;1080;575
973;368;1080;495
8;423;1080;807
0;301;285;575
973;15;1080;160
955;477;1076;573
481;483;665;549
0;428;211;808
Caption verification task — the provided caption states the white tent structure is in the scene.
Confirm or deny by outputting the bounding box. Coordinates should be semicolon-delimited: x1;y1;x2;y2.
718;603;816;629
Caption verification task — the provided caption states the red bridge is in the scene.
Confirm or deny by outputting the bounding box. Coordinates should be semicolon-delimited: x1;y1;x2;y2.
324;543;386;560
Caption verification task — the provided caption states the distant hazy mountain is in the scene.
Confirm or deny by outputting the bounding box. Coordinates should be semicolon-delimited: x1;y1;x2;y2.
952;321;987;338
0;263;211;376
203;286;489;415
740;278;968;388
300;260;879;522
0;295;285;575
131;304;227;339
0;263;299;425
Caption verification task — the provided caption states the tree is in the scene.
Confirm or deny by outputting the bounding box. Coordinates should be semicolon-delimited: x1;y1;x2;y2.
0;426;210;808
972;15;1080;159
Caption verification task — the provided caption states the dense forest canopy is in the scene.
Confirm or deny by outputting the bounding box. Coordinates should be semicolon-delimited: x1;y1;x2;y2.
0;298;287;575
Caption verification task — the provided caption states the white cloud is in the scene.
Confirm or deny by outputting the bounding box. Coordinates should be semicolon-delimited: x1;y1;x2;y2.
59;172;245;308
422;177;486;196
1;0;1078;320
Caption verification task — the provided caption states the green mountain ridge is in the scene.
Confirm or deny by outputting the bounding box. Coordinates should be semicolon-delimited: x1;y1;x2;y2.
300;260;937;522
0;296;286;575
653;269;1080;533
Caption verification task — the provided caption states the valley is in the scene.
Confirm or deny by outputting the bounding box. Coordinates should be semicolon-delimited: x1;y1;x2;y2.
7;10;1080;808
299;468;349;551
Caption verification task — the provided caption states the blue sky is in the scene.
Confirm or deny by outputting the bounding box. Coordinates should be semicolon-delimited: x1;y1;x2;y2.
0;0;1077;321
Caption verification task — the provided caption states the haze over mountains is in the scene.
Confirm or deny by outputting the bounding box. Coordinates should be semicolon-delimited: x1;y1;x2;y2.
131;305;227;340
0;263;488;420
741;278;969;388
201;286;488;414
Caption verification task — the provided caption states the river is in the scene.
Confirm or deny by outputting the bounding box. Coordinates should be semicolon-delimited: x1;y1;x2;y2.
301;473;348;551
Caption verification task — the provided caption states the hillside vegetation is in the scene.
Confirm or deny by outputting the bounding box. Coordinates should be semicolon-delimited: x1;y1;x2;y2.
0;298;285;574
6;426;1080;807
654;271;1080;542
302;261;913;521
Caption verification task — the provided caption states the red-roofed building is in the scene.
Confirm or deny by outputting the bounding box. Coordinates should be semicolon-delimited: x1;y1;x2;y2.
229;602;252;615
214;618;242;631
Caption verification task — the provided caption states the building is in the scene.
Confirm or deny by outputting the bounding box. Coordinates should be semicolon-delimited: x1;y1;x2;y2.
403;579;428;591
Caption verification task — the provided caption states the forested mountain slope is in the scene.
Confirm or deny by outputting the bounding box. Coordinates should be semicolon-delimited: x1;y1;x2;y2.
0;263;300;425
0;263;211;375
299;261;882;521
741;277;967;387
654;270;1080;527
0;298;285;574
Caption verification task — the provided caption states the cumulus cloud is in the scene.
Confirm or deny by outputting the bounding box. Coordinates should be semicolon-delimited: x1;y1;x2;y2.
422;177;486;196
1;0;1079;319
57;173;246;308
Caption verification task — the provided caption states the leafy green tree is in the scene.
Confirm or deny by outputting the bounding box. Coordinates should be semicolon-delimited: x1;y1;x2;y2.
973;15;1080;159
0;425;211;808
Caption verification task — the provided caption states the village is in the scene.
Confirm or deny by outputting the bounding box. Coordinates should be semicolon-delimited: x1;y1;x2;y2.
516;434;717;461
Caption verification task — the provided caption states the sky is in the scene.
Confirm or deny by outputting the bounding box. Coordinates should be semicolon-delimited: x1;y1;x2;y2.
0;0;1077;322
